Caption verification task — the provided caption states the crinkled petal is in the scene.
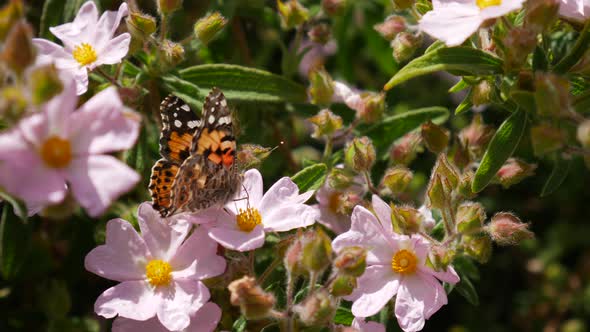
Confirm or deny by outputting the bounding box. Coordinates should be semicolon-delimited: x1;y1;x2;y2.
155;280;210;331
95;2;129;44
84;218;149;281
395;273;448;332
410;234;431;265
262;203;318;232
351;265;400;317
351;318;386;332
227;168;264;214
171;226;226;280
258;177;303;213
137;202;190;261
50;1;99;48
208;212;266;251
371;195;393;234
314;204;351;235
419;5;482;46
419;265;460;284
96;33;131;66
94;280;158;320
66;155;140;217
70;87;140;154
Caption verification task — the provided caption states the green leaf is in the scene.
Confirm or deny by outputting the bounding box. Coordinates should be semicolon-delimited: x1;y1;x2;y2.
554;21;590;73
510;90;536;113
455;276;479;306
573;90;590;114
448;78;470;93
452;255;480;281
232;316;247;332
541;157;571;197
384;47;503;90
333;307;354;325
291;163;328;192
455;89;474;115
472;109;527;193
40;0;66;40
0;205;32;280
363;107;449;157
532;46;548;72
159;74;203;111
0;191;27;221
180;64;308;103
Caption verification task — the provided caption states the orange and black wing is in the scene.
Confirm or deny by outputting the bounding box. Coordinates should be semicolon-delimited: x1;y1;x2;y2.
159;95;202;164
148;159;180;216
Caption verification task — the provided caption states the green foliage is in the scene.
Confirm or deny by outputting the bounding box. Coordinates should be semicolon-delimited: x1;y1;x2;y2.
291;163;328;192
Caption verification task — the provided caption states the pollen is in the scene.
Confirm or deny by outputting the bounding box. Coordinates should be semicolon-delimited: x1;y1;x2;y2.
145;259;172;287
391;249;418;275
236;207;262;232
72;43;97;66
476;0;501;9
40;136;72;168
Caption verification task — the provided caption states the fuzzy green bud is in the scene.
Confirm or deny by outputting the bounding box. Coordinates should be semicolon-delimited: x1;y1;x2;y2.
392;32;422;63
333;246;366;277
126;12;157;40
429;245;456;270
458;172;477;199
157;0;182;15
308;23;332;45
159;39;185;68
535;73;571;117
284;235;307;277
486;212;534;246
421;121;450;154
393;0;415;10
0;86;27;122
495;158;537;188
309;109;343;139
228;276;276;320
194;12;227;46
577;119;590;148
277;0;309;30
28;64;63;105
0;0;24;41
237;144;273;169
431;154;461;189
327;167;356;190
302;229;333;273
530;123;564;156
390;132;422;165
329;275;357;297
391;205;423;234
463;234;492;264
308;66;335;106
1;20;35;75
459;114;495;158
295;290;336;326
358;92;385;124
426;174;451;210
381;166;413;194
374;15;406;41
344;136;376;172
472;80;493;106
456;202;486;234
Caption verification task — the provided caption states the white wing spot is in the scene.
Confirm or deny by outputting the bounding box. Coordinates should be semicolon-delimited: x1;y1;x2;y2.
174;120;182;127
215;101;219;105
210;107;215;113
220;99;227;107
218;116;231;125
180;104;191;112
173;112;178;117
188;120;201;129
208;115;216;124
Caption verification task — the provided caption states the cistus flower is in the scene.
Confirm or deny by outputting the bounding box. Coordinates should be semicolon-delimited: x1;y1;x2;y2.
0;82;140;217
298;38;337;76
332;195;459;332
419;0;525;46
333;81;385;123
205;168;318;251
112;302;221;332
559;0;590;21
85;203;226;331
32;1;131;95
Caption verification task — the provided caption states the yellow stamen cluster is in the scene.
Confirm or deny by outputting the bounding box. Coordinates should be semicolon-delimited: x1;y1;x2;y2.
145;259;172;287
391;249;418;275
40;136;72;168
476;0;501;9
72;43;97;66
236;207;262;232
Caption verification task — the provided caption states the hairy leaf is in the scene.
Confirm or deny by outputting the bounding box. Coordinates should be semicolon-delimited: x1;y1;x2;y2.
541;157;571;197
291;163;328;192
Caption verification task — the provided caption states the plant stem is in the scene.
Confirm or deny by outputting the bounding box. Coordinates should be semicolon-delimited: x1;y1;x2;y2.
95;67;122;87
363;171;380;195
259;256;282;285
286;275;296;332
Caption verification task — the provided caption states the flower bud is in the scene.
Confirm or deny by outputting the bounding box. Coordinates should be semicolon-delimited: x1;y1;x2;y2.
333;246;366;277
194;12;227;46
393;0;415;10
426;174;451;210
390;132;422;165
421;121;450;154
459;114;495;158
284;236;308;277
463;234;492;264
334;191;362;215
0;86;27;122
159;39;185;68
577;119;590;148
535;73;571;117
358;92;385;123
344;136;376;172
525;0;559;33
302;229;333;273
450;139;470;170
374;15;406;41
503;27;536;72
458;172;477;199
228;276;276;320
485;212;533;246
309;109;343;139
277;0;309;30
456;202;486;234
294;290;336;326
495;158;537;188
308;66;335;106
329;275;356;297
126;11;157;40
391;205;423;234
431;154;461;189
327;167;356;190
530;123;564;156
157;0;182;15
381;166;413;195
0;0;24;41
392;32;422;63
472;80;493;106
308;23;331;45
1;20;35;74
28;64;63;105
237;144;273;169
322;0;347;16
429;245;455;270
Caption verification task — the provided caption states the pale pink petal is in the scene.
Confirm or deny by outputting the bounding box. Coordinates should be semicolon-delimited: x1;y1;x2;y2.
559;0;590;21
50;1;99;48
419;5;482;46
155;280;210;331
84;218;149;281
208;212;266;251
371;195;393;233
96;33;131;65
70;87;140;154
333;81;364;112
32;38;75;68
18;112;50;148
480;0;526;19
395;273;448;332
137;202;190;261
351;265;400;317
95;2;129;43
258;177;302;212
410;235;430;264
314;204;351;235
418;205;435;232
66;155;140;217
94;280;158;320
227;168;264;214
71;66;89;95
352;318;386;332
262;202;318;232
171;226;226;280
419;265;460;284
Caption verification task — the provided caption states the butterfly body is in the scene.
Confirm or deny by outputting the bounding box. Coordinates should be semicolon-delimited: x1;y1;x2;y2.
149;88;241;217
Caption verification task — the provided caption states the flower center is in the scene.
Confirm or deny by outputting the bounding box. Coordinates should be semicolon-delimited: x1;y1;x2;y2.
145;259;172;287
40;136;72;168
72;43;97;66
476;0;501;9
236;207;262;232
391;249;418;275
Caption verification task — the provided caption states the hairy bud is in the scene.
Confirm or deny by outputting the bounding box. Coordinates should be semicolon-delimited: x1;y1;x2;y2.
302;229;333;273
456;202;486;234
322;0;347;16
28;64;64;105
157;0;182;15
381;166;413;194
284;235;307;277
392;32;422;63
472;80;493;106
294;290;336;326
503;27;536;72
2;20;35;74
374;15;406;41
391;205;423;234
459;114;495;158
126;12;157;40
194;12;227;45
309;109;343;139
463;234;492;264
228;276;276;320
345;136;376;172
393;0;415;10
277;0;309;29
0;0;24;41
390;132;422;165
329;275;357;297
486;212;534;246
308;23;332;45
159;40;185;68
495;158;537;188
421;121;450;154
308;66;335;106
237;144;273;169
357;92;385;124
333;246;366;277
525;0;559;33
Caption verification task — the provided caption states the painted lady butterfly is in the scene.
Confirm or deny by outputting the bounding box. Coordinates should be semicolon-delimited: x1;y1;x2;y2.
149;88;241;217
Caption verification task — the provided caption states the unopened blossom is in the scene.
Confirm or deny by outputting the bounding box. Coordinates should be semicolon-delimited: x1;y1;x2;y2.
419;0;525;46
33;1;131;95
559;0;590;21
112;302;221;332
0;82;140;217
333;195;460;332
85;203;226;331
205;168;319;251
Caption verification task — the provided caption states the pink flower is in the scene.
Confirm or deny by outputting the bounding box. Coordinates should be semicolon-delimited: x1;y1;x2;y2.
332;195;460;332
85;203;226;331
0;82;140;217
559;0;590;21
333;81;364;113
298;38;338;76
206;168;318;251
351;318;386;332
419;0;525;46
112;302;221;332
33;1;131;95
